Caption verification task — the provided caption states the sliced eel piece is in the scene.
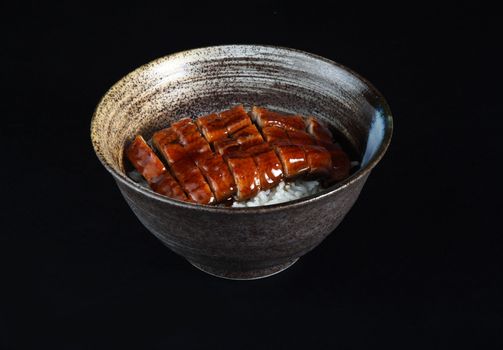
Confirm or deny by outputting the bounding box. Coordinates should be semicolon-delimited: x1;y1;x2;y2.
219;138;269;158
273;144;309;179
302;145;333;178
185;137;213;161
232;124;264;148
172;118;200;145
326;147;351;182
171;118;212;160
151;127;186;165
251;106;305;131
153;119;212;164
225;153;260;201
306;116;333;144
241;143;270;155
126;135;167;183
170;158;215;204
150;174;189;201
196;113;229;143
220;105;252;134
126;136;187;201
195;154;236;202
261;126;289;144
287;130;315;145
246;144;283;190
213;138;240;156
214;124;264;155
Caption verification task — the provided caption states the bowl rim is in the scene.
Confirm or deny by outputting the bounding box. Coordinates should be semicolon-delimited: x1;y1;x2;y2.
90;44;393;213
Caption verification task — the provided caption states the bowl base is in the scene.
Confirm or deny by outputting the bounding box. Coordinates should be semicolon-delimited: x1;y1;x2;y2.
188;258;299;280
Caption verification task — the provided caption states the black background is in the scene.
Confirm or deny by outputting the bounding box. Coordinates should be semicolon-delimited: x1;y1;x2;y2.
2;1;502;349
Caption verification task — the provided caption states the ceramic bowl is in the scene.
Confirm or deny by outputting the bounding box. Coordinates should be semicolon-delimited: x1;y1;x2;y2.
90;45;393;279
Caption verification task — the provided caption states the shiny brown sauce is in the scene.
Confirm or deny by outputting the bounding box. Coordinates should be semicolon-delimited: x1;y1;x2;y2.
125;105;360;205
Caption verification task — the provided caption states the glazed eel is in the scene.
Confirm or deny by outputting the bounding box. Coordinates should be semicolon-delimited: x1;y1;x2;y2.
126;105;351;204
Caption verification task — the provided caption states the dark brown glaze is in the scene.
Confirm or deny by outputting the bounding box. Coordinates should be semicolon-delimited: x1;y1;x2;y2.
150;174;189;201
195;154;236;202
153;119;212;164
251;106;305;131
232;124;264;148
273;144;309;179
126;135;167;183
196;113;229;143
287;130;315;145
240;142;270;155
153;119;218;203
141;107;354;204
303;145;333;178
220;105;251;134
248;144;284;190
170;158;215;204
261;126;288;143
170;118;193;140
171;118;212;160
212;116;264;156
225;154;261;201
172;118;203;144
307;117;333;144
326;147;351;182
126;136;187;201
214;138;240;155
151;128;186;165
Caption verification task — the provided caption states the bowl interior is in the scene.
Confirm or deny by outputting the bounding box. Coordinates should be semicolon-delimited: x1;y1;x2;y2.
91;45;392;195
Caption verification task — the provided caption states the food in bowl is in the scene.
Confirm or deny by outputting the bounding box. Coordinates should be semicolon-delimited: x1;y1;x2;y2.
91;45;393;279
126;105;360;207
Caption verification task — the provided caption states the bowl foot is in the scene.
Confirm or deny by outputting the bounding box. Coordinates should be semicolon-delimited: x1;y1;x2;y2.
188;258;299;280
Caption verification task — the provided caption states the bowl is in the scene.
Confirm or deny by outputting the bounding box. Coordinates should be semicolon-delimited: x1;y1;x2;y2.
90;45;393;280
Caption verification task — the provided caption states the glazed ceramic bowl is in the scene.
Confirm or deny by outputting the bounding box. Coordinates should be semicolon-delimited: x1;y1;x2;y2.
91;45;393;279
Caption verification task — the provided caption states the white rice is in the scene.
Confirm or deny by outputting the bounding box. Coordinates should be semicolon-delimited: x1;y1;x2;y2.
231;180;321;207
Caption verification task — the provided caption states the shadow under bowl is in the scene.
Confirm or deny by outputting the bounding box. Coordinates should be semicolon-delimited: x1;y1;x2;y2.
90;45;393;279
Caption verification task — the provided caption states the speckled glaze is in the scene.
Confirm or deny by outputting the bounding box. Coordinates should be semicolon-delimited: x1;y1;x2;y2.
91;45;393;279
